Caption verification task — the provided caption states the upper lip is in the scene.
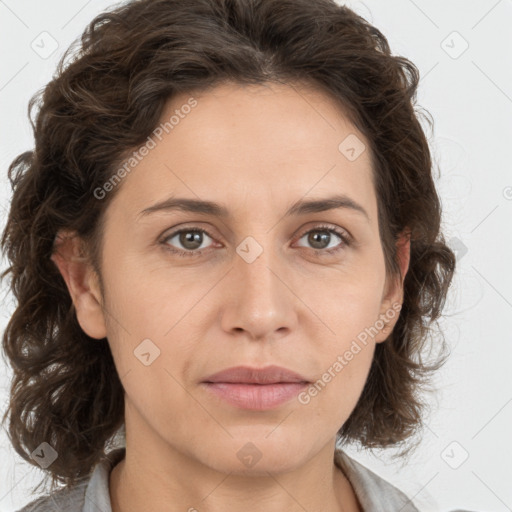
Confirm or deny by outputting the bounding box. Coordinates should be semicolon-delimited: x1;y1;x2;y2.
202;365;310;384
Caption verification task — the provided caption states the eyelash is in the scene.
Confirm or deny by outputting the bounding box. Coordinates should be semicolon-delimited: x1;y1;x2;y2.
160;224;352;258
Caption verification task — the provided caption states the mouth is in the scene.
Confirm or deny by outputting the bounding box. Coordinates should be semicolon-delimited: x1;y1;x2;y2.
201;381;309;410
202;364;310;385
201;365;310;410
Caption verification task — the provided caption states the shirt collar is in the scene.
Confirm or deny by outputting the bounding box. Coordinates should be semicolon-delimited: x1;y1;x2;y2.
80;445;416;512
82;447;126;512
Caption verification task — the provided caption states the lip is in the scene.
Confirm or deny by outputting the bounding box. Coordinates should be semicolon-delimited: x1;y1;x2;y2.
202;365;310;384
201;365;310;411
202;382;309;410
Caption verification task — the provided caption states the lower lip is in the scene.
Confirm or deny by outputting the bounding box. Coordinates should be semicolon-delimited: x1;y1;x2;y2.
201;382;308;410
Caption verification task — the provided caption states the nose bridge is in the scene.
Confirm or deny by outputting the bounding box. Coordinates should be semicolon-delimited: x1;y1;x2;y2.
235;232;281;301
221;231;295;337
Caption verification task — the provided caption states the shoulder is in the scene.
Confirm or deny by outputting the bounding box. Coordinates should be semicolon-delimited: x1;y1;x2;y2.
334;447;420;511
14;448;125;512
14;481;88;512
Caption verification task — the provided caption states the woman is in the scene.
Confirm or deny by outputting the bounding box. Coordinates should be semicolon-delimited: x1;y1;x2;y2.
1;0;457;510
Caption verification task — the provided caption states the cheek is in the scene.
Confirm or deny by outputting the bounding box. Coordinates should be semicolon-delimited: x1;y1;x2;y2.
100;255;205;388
290;276;383;421
101;251;181;334
102;242;386;373
298;323;376;430
305;269;386;339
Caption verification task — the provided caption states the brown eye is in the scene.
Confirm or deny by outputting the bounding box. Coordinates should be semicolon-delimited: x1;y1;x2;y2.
295;225;351;255
162;228;215;257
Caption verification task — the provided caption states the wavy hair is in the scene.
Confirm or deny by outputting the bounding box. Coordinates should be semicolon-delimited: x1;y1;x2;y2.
1;0;456;494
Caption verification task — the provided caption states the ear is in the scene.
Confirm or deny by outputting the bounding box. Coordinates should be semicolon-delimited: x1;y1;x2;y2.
50;229;107;340
375;228;411;343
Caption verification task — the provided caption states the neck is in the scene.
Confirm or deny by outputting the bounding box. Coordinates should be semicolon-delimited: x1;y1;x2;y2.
109;445;362;512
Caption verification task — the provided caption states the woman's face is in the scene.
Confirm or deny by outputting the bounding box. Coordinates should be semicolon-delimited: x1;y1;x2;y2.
62;81;408;474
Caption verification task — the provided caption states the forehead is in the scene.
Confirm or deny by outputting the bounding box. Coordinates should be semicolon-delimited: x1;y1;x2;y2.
107;81;377;224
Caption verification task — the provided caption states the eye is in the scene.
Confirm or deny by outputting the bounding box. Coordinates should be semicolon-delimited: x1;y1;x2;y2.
161;227;216;257
160;224;352;258
294;224;351;255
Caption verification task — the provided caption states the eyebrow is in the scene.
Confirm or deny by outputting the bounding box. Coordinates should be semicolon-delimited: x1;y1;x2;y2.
137;194;370;222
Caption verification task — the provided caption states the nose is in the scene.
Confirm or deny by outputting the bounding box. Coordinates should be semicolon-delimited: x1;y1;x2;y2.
219;239;298;341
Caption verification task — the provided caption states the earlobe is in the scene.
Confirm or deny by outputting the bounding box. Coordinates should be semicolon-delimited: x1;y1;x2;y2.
50;230;107;340
375;229;411;343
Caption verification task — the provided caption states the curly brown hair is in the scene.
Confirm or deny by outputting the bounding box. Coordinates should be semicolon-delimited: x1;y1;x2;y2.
1;0;456;496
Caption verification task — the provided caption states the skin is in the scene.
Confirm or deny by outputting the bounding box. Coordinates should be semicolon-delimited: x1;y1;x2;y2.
51;81;410;512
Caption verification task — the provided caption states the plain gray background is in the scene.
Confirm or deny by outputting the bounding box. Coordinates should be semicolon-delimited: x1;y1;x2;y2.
0;1;511;511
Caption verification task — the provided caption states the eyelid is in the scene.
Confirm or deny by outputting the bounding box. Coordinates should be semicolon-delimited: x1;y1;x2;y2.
160;222;353;257
294;222;353;245
160;222;351;242
159;223;218;244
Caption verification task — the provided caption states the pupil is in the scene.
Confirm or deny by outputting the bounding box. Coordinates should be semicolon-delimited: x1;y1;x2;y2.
177;230;331;251
181;231;202;250
310;231;329;249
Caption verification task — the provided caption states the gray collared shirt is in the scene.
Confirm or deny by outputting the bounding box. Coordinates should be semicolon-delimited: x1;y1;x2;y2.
16;446;422;511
